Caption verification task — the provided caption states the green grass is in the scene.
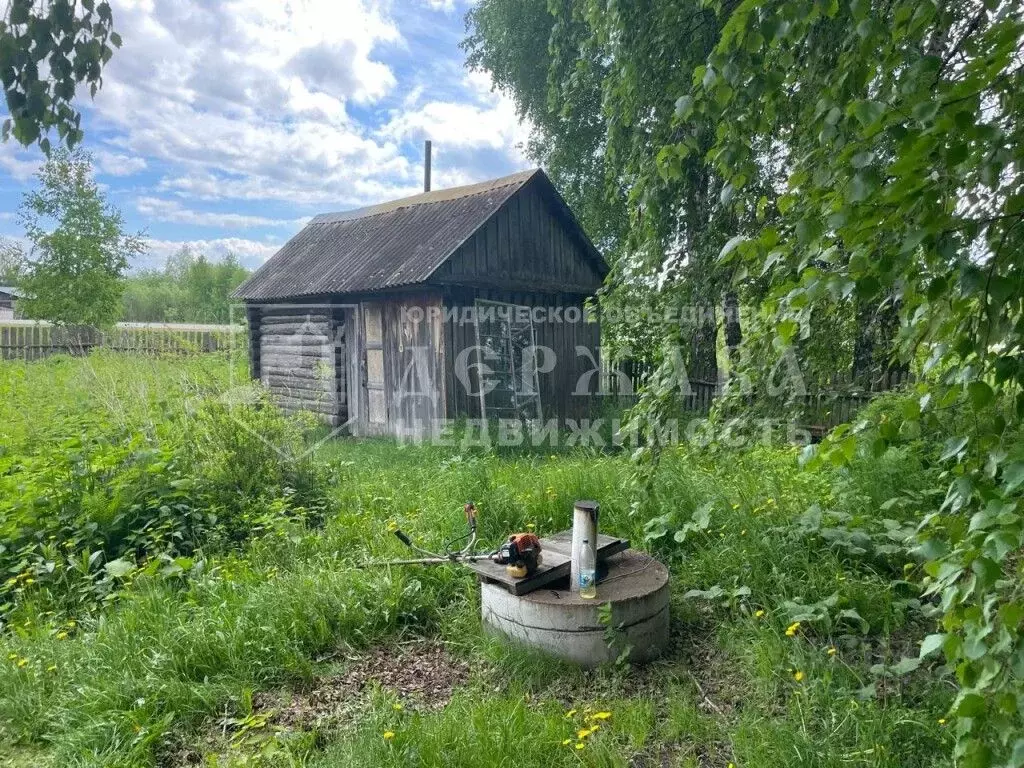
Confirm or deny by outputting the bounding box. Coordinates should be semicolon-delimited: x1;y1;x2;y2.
0;354;953;767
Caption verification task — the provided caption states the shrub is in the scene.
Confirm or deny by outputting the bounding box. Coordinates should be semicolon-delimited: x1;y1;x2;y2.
0;355;329;626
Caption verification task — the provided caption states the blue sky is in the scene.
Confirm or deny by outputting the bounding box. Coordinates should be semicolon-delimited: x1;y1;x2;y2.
0;0;530;271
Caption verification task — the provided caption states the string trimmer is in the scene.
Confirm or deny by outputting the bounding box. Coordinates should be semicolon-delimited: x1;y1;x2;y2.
362;502;543;578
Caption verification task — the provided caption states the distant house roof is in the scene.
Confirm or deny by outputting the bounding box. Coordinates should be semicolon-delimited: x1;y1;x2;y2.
233;169;605;302
0;286;20;298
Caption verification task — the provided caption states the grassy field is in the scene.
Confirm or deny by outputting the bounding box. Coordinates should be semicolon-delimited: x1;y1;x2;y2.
0;353;953;767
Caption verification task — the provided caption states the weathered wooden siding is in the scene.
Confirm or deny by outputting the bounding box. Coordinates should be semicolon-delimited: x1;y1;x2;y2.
257;306;346;426
380;292;446;439
440;288;601;423
431;181;604;295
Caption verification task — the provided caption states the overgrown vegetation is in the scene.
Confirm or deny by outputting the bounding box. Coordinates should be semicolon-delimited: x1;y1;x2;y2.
466;0;1024;763
0;355;963;767
0;353;327;627
120;249;250;324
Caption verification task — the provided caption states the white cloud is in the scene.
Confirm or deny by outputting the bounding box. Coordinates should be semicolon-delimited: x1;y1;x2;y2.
379;70;531;160
0;144;40;182
1;0;536;251
94;150;147;177
135;196;305;229
86;0;414;207
141;236;282;270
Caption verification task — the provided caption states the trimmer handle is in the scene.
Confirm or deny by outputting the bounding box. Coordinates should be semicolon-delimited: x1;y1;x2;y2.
393;529;413;548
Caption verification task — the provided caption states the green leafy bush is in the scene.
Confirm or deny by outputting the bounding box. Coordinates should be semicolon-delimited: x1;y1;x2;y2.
0;354;329;626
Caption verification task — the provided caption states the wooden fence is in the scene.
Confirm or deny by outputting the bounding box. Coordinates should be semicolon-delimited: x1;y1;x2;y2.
0;322;244;361
599;357;906;431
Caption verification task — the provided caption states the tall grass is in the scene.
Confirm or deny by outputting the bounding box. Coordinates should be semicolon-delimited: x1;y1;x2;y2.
0;355;952;766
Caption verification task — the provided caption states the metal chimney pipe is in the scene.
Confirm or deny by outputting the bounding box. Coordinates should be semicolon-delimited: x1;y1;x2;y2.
423;140;432;192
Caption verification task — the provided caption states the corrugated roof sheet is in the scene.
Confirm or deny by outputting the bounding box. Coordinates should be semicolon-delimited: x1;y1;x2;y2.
234;169;541;301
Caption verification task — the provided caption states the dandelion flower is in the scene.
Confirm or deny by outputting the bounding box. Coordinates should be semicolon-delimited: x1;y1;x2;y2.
393;703;404;711
591;711;612;720
46;664;57;672
565;709;577;718
382;731;395;741
755;610;765;618
56;631;68;640
938;718;946;725
562;739;572;746
794;670;805;682
785;621;801;637
7;653;16;660
827;647;837;656
16;658;28;668
575;743;585;750
578;728;591;739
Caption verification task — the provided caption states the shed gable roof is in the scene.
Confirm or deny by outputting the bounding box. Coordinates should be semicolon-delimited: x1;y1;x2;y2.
233;169;605;301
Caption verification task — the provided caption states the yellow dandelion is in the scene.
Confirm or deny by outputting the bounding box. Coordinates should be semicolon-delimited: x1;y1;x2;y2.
17;658;28;668
578;728;591;740
386;520;399;533
590;711;611;720
731;503;740;510
382;731;395;741
565;709;577;718
7;653;16;660
56;631;68;640
562;738;572;746
785;621;801;637
755;610;765;618
575;743;585;750
827;647;837;656
393;703;404;711
794;670;805;682
938;718;946;725
46;664;57;672
526;523;536;530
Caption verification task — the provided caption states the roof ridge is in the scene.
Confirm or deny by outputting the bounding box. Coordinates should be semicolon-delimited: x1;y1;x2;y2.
311;168;538;225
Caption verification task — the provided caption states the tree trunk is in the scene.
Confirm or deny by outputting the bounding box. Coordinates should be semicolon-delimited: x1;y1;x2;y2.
689;300;718;384
852;299;876;389
876;297;907;389
723;291;741;374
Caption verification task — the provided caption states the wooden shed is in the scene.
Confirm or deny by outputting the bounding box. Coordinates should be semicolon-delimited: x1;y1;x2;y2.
232;169;607;438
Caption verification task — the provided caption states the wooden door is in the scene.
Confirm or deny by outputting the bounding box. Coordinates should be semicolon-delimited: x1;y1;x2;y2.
361;302;388;434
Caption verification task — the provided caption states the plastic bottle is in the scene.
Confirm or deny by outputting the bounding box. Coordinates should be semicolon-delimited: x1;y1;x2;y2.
579;537;597;599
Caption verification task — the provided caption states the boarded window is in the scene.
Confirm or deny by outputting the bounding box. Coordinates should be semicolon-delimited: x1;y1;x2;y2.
474;299;542;421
